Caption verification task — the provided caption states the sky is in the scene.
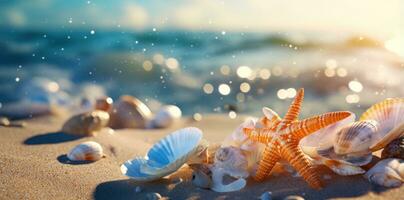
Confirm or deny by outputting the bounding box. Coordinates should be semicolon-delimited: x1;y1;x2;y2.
1;0;402;38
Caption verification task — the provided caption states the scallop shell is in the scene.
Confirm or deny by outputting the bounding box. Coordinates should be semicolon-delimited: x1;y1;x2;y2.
61;110;110;136
382;137;404;159
67;141;104;161
121;127;203;182
360;98;404;151
109;95;152;129
150;105;182;128
365;158;404;187
214;146;249;178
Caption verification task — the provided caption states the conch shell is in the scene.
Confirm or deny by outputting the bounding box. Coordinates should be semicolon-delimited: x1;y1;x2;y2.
109;95;152;129
67;141;104;161
365;158;404;187
61;110;110;136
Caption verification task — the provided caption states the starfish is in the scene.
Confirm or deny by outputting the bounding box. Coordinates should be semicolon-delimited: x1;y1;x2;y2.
243;88;351;189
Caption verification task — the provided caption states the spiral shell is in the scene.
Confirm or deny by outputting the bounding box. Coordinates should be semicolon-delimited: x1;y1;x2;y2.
150;105;182;128
365;158;404;187
109;95;152;129
214;146;249;178
67;141;104;161
62;110;110;136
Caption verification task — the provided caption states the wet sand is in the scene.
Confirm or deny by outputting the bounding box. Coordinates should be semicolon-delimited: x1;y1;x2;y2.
0;115;403;200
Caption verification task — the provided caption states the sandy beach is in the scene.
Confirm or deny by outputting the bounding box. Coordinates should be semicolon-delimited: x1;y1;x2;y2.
0;114;402;200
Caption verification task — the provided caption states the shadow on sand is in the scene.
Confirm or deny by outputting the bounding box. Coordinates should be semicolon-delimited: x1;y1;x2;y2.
24;132;81;145
57;154;96;165
93;166;393;200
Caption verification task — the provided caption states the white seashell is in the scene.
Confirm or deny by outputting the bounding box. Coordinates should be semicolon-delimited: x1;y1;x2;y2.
150;105;182;128
121;127;202;182
360;98;404;151
334;120;378;155
67;141;104;161
62;110;110;136
365;158;404;187
210;166;247;193
109;95;152;129
214;146;249;178
221;117;265;174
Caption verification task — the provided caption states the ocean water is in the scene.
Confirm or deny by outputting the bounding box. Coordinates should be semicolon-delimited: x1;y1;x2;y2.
0;29;403;117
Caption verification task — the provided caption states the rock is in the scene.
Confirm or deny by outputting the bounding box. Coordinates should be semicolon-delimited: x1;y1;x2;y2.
382;137;404;160
260;191;272;200
283;195;305;200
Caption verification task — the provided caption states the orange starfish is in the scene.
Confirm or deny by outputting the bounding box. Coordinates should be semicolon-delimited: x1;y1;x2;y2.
243;88;351;189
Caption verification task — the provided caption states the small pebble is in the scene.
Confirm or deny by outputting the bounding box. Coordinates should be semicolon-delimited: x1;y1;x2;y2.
283;195;305;200
0;117;10;126
146;192;162;200
135;186;142;193
260;191;272;200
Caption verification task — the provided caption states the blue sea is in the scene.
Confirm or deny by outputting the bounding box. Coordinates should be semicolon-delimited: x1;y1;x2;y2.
0;29;403;117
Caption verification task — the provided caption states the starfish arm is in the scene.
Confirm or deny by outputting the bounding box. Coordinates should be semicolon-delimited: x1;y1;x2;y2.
280;141;323;189
243;127;272;144
286;111;351;140
279;88;304;129
254;145;280;181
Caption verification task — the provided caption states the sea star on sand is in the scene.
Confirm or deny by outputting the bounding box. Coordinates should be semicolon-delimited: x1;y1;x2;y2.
243;88;351;189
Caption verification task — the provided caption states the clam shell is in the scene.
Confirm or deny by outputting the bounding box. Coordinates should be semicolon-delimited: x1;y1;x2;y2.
62;110;110;136
334;120;378;155
365;158;403;187
150;105;182;128
121;127;203;182
67;141;104;161
382;137;404;159
109;95;152;129
360;98;404;151
214;146;249;178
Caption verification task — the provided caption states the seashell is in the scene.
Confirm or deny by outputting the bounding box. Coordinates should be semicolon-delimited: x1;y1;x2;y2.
214;146;249;178
360;98;404;151
95;97;113;111
210;165;247;192
62;110;110;136
334;120;378;155
190;163;212;189
150;105;182;128
0;117;10;126
364;158;403;187
121;127;202;182
109;95;152;129
67;141;104;161
382;137;404;159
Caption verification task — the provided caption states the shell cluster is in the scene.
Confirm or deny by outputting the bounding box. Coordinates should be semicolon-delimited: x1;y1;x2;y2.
62;110;110;137
301;98;404;176
67;141;104;161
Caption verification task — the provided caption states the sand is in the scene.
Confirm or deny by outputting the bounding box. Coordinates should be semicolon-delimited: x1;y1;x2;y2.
0;114;403;200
